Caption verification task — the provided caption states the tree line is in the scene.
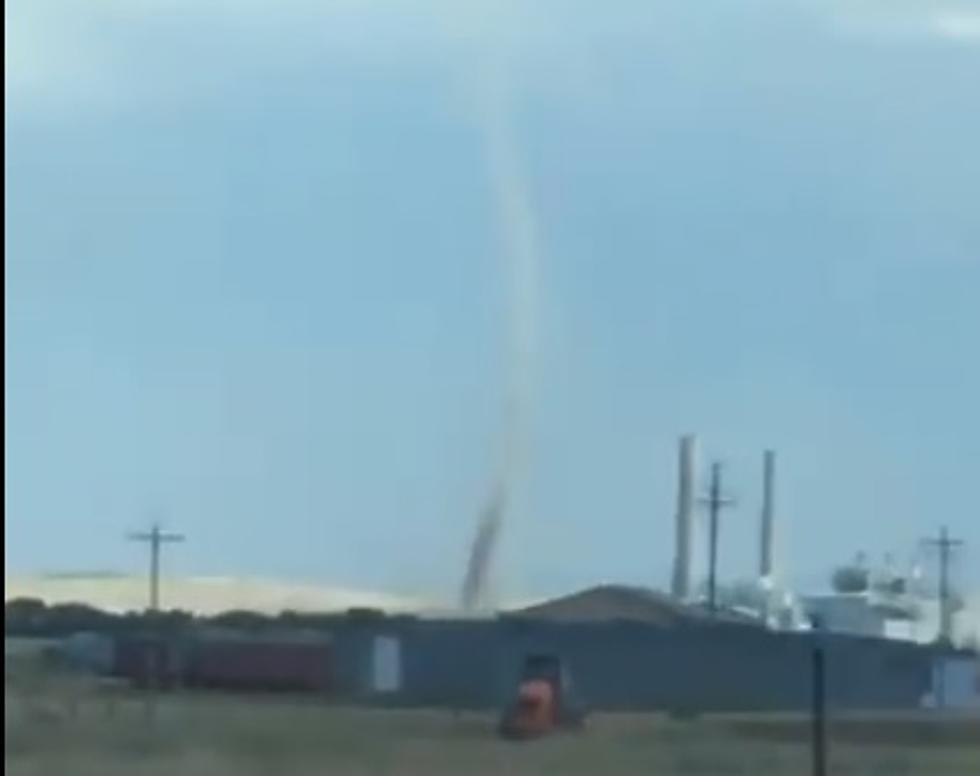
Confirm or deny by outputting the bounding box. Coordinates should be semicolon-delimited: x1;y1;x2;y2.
4;597;390;638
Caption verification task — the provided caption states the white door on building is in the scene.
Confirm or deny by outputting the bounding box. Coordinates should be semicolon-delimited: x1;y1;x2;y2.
372;635;402;693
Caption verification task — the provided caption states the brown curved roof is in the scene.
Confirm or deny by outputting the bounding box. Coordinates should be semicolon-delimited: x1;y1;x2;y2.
511;584;759;628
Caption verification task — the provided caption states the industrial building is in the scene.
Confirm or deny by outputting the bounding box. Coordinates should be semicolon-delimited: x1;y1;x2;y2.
46;435;980;713
330;591;977;713
101;587;977;713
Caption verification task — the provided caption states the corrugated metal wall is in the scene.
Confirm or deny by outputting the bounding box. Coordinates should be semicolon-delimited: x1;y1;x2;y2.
331;618;937;713
109;618;941;712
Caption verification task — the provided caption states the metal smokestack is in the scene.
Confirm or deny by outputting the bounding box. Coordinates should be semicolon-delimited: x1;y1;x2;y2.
760;450;776;580
671;435;698;600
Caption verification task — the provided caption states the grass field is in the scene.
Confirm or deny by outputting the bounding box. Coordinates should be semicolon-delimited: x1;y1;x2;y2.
5;649;980;775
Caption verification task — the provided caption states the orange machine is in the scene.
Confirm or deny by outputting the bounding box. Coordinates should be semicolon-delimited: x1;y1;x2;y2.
501;679;556;738
498;655;586;739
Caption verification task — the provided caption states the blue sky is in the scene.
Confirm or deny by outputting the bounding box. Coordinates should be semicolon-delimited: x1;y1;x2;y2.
5;0;980;603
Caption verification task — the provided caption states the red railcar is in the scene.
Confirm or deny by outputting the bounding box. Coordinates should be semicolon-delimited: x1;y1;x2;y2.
184;637;332;692
112;635;183;689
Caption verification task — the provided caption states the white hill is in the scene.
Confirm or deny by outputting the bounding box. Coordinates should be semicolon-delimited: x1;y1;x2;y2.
4;574;428;616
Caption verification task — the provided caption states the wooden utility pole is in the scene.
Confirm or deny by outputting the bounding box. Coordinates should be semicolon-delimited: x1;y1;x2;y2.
127;523;184;613
700;462;735;615
126;522;184;720
921;526;964;646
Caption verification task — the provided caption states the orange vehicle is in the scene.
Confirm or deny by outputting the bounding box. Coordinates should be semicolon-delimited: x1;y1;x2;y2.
498;655;587;739
501;679;556;738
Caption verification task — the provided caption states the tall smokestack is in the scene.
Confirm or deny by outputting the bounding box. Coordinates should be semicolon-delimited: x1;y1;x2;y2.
760;450;776;580
671;435;698;600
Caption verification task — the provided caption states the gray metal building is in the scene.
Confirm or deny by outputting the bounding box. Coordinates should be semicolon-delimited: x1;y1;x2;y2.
324;586;947;713
104;585;961;713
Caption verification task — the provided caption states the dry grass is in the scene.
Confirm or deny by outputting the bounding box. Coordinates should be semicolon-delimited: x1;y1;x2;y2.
5;662;979;775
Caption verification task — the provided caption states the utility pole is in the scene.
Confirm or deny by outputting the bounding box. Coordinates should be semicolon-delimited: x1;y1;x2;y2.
127;523;184;613
921;526;963;646
700;462;735;615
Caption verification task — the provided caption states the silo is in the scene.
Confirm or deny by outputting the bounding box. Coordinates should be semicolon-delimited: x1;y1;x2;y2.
671;435;698;600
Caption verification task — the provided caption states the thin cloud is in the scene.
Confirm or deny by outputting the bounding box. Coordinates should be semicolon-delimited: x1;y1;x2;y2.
3;0;546;116
932;11;980;42
5;3;118;111
813;0;980;44
8;0;980;112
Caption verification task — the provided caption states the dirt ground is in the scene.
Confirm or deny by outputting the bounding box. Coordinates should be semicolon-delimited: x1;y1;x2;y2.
5;681;980;776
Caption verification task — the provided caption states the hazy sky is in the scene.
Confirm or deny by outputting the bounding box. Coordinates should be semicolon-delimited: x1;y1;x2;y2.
5;0;980;603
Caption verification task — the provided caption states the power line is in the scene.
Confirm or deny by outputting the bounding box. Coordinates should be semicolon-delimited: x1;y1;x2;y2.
700;462;736;615
127;523;185;613
921;526;964;646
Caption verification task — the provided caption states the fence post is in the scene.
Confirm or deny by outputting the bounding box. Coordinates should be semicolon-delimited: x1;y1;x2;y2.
812;645;827;776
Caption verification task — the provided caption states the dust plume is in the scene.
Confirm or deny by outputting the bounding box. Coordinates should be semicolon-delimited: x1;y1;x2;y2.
460;47;541;612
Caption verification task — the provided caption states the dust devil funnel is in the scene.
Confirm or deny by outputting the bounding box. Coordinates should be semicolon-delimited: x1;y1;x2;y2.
461;482;505;611
460;68;540;613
